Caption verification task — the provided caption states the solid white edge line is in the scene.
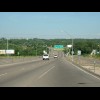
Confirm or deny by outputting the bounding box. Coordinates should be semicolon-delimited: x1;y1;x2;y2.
38;66;55;79
67;60;100;81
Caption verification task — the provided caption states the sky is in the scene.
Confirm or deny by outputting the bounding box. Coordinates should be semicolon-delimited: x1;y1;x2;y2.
0;12;100;39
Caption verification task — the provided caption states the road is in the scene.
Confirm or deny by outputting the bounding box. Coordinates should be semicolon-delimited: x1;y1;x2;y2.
0;51;100;87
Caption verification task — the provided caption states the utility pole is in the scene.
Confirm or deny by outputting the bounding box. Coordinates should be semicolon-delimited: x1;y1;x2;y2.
6;38;9;56
72;38;74;62
36;44;38;56
7;38;8;50
61;30;74;62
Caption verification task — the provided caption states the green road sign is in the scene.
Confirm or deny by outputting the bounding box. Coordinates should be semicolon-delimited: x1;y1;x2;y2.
54;45;64;50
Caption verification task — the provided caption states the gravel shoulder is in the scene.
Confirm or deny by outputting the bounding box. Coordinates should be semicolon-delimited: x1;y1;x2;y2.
65;55;100;76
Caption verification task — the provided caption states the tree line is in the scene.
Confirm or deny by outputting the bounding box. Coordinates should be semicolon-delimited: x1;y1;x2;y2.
0;38;100;56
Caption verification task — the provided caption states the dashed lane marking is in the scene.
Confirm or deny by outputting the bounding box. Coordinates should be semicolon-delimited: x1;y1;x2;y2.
38;66;55;79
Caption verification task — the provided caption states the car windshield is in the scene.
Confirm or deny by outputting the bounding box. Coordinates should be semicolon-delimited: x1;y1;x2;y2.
43;54;48;56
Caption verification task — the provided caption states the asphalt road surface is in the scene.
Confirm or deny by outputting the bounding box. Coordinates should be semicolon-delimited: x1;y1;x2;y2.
0;51;100;87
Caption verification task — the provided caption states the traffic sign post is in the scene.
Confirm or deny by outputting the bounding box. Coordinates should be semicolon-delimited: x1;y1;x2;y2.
61;31;74;62
94;61;96;73
77;50;81;64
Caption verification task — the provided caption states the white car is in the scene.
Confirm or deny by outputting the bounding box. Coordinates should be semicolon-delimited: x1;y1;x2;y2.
54;55;58;58
43;54;49;60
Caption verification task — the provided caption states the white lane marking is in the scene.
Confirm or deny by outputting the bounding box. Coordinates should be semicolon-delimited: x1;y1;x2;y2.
0;73;7;77
0;59;41;67
38;66;55;79
67;60;100;81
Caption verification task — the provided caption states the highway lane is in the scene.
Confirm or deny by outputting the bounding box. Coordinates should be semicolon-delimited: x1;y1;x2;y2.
0;51;100;87
0;58;55;87
30;57;100;87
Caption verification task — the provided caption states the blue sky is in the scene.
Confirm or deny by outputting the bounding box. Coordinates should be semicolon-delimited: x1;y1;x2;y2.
0;12;100;39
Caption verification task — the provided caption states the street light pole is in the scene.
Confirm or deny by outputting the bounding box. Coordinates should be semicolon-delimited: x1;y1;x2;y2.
72;38;73;62
46;45;48;53
36;44;38;56
7;38;8;50
36;47;37;56
6;38;9;57
61;30;74;62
